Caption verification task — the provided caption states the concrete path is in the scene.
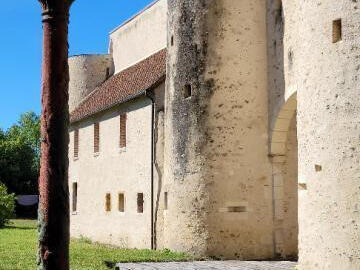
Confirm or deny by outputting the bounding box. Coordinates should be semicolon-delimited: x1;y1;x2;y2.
115;261;297;270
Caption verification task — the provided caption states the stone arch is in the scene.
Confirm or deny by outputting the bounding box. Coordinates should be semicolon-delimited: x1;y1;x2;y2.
270;92;298;258
270;92;297;157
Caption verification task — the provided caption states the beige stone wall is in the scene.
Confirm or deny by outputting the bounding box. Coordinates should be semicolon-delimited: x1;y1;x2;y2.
68;54;114;112
109;0;167;74
165;0;274;259
282;1;360;269
69;97;153;249
204;0;273;259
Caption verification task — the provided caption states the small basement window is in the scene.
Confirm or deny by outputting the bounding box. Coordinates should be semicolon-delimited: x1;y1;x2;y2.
183;84;192;99
72;183;78;212
137;193;144;213
105;193;111;212
118;193;125;212
333;19;342;43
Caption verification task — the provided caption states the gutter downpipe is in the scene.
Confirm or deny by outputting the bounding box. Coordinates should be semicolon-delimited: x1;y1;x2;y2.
145;91;155;250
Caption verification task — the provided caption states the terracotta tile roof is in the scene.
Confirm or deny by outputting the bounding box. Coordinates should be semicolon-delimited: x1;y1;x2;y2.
70;49;166;123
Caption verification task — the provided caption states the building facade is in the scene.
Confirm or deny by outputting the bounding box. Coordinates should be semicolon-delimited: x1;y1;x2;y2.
68;1;360;269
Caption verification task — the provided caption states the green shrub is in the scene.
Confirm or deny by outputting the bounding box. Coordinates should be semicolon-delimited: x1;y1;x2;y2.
0;182;15;227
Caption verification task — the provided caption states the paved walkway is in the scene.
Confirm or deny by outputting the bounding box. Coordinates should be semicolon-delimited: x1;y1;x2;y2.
115;261;297;270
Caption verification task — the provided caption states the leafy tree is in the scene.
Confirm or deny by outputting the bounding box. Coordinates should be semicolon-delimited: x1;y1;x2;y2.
0;129;5;140
6;112;41;171
0;138;37;194
0;182;15;227
0;112;40;195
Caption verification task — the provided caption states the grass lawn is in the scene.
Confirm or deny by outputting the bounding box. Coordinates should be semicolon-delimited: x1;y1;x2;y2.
0;219;190;270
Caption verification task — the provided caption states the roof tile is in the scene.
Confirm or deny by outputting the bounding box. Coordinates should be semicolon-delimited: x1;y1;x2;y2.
70;49;166;123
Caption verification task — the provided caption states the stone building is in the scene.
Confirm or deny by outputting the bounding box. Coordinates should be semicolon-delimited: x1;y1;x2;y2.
68;1;360;269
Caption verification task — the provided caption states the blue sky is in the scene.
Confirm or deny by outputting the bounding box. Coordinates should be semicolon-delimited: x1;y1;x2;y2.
0;0;154;131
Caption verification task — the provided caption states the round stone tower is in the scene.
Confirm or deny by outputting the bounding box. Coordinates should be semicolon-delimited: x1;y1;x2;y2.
68;54;114;112
282;1;360;269
164;0;274;259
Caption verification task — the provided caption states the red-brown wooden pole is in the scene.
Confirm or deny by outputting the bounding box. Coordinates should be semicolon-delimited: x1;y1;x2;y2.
37;1;75;269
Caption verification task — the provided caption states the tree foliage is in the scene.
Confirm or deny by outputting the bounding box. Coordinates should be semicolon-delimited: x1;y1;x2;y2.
0;112;40;194
0;182;15;227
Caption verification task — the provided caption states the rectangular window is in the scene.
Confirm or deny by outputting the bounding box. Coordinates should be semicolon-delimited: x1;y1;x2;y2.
120;114;127;148
105;193;111;212
72;183;78;212
94;122;100;153
183;84;192;99
118;193;125;212
137;193;144;213
333;19;342;43
74;129;79;158
164;192;168;210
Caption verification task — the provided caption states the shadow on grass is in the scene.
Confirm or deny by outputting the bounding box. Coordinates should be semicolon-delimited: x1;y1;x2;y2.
104;261;116;269
3;225;35;230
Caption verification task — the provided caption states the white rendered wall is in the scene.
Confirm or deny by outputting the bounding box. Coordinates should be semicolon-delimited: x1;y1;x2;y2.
69;97;152;249
109;0;167;74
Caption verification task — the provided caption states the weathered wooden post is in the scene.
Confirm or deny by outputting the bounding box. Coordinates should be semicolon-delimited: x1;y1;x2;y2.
37;1;75;269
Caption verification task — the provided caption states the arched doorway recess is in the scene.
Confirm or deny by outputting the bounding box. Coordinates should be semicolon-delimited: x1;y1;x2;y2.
270;93;298;259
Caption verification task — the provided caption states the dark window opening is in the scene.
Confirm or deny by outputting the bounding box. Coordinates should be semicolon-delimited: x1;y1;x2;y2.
94;122;100;153
274;0;283;25
118;193;125;212
171;35;174;46
183;84;192;99
137;193;144;213
333;19;342;43
164;192;168;210
120;114;127;148
74;129;79;158
72;183;78;212
105;193;111;212
227;206;247;213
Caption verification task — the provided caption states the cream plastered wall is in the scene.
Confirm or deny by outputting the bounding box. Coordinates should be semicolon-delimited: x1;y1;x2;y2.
68;54;114;112
282;1;360;269
69;97;152;249
165;0;274;259
109;0;167;74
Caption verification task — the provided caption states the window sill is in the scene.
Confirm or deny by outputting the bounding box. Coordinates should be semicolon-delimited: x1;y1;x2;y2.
73;157;79;162
71;211;78;216
119;147;127;154
94;152;100;158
